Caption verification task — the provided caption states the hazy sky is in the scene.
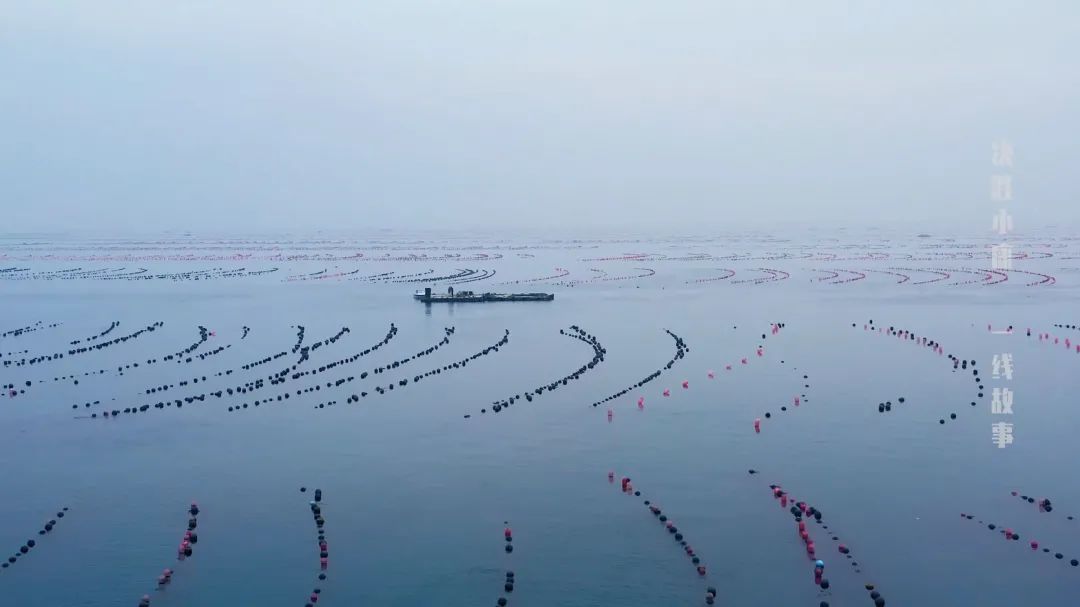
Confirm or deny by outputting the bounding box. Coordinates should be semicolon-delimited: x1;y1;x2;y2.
3;2;1077;232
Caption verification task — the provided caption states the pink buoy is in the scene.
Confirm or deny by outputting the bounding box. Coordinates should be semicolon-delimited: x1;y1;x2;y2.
1031;540;1039;550
725;365;732;370
320;557;328;568
793;396;800;406
682;380;689;389
607;408;613;421
757;347;763;357
754;418;761;433
741;358;748;365
780;495;788;507
707;370;715;379
663;389;670;397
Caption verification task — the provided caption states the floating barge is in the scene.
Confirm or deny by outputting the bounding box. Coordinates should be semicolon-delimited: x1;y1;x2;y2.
414;286;554;303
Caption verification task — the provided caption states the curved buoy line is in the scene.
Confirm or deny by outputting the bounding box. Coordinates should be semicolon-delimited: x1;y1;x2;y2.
69;320;120;345
854;320;982;426
472;326;604;418
301;488;329;607
590;330;687;409
862;269;910;284
607;473;716;603
0;506;69;573
687;269;736;284
959;513;1079;569
2;321;61;339
761;476;884;606
134;502;201;606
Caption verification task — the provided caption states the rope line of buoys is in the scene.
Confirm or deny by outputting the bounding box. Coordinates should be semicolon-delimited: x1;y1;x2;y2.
291;326;307;354
3;321;163;369
496;267;568;286
496;522;515;605
391;268;478;284
307;327;456;409
862;269;910;284
326;327;506;415
756;361;810;430
1027;327;1080;355
890;267;949;285
295;326;496;410
854;320;982;425
302;487;328;607
134;502;200;606
959;513;1079;568
33;325;227;390
731;268;790;285
1005;268;1056;286
291;326;351;368
69;320;120;345
686;268;736;284
0;507;69;573
1;321;61;339
762;476;885;606
474;326;604;417
591;330;687;409
447;268;496;285
0;347;29;362
607;473;715;603
1009;490;1075;520
87;325;395;419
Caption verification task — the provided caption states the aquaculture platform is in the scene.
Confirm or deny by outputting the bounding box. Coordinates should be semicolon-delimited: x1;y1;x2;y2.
414;287;554;303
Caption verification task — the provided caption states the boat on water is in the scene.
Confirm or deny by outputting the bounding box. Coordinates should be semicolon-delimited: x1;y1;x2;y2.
414;286;554;303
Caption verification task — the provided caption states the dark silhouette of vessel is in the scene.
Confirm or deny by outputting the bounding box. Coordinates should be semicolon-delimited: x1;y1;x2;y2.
414;286;554;303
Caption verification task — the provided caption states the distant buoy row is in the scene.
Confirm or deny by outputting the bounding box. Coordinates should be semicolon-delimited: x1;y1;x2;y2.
763;478;886;606
591;330;687;408
135;502;200;607
303;487;329;607
959;513;1079;568
496;267;569;286
476;326;604;417
4;321;163;370
608;473;714;603
89;324;399;419
1;320;61;339
0;507;68;572
1;265;277;282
